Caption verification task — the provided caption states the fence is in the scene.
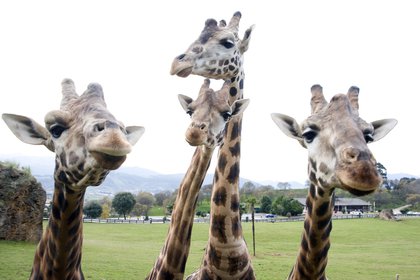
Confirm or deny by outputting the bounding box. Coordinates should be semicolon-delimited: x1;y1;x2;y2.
83;213;381;224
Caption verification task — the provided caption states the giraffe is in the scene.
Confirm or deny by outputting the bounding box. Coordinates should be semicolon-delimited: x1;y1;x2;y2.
171;11;256;279
146;78;249;280
2;79;144;280
271;85;397;279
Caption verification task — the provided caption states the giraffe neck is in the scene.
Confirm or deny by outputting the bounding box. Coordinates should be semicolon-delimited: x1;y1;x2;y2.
147;145;214;280
196;73;255;279
30;181;85;280
288;181;333;280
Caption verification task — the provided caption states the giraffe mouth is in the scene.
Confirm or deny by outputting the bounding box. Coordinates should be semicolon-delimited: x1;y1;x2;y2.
336;161;382;196
340;183;377;196
175;66;193;78
170;58;193;77
90;151;127;170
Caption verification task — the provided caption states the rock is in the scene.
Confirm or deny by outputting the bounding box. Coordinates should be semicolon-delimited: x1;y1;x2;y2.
378;209;398;221
0;162;46;242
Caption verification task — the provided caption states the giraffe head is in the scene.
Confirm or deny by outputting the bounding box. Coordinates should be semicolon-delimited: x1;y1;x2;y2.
272;85;397;196
178;79;249;148
170;11;254;80
2;79;144;190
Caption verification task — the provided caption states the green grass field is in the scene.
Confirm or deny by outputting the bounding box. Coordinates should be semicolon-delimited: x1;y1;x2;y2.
1;218;419;279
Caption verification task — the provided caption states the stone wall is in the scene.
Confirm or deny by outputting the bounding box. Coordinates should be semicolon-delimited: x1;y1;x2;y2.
0;162;46;242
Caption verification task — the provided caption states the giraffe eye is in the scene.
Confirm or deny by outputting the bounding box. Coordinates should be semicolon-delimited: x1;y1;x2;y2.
222;112;231;121
186;110;193;117
49;124;66;138
302;130;317;143
364;132;374;143
220;39;235;49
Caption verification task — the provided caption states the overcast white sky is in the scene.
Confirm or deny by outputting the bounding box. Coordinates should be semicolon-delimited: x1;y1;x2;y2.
0;0;418;184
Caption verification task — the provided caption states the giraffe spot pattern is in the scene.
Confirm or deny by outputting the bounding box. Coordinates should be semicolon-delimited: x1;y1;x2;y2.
227;252;249;275
231;216;242;238
217;154;227;175
309;230;318;248
316;201;330;217
230;194;240;212
229;86;237;97
211;214;227;243
309;184;316;199
229;142;240;157
227;162;239;184
208;244;222;269
322;221;333;240
230;121;240;141
305;197;313;216
317;218;330;231
213;187;227;206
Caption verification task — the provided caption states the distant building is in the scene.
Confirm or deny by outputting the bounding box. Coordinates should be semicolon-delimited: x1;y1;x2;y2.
294;197;372;213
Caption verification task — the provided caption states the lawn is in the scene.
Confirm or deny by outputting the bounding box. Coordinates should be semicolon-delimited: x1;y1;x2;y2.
0;218;419;279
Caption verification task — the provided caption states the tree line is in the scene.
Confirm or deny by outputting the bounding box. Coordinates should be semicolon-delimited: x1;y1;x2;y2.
82;174;420;220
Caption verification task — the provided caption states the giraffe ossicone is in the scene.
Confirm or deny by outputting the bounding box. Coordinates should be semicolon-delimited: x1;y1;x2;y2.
271;85;397;279
2;78;144;280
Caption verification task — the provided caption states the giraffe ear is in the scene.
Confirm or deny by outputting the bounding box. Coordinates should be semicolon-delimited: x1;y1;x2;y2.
271;113;305;148
370;119;398;142
231;99;250;117
2;113;54;152
240;25;254;53
125;126;145;146
178;94;193;112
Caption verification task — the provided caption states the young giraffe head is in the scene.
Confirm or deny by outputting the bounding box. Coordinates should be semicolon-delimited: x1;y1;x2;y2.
272;85;397;195
2;79;145;190
178;79;249;148
170;11;254;81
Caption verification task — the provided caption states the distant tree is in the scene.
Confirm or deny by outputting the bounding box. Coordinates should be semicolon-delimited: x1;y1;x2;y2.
136;191;155;219
100;196;112;208
198;184;213;204
277;182;291;190
260;196;272;213
376;162;390;190
271;196;303;216
284;199;304;216
406;194;420;205
101;204;110;219
84;201;102;218
131;203;147;218
240;181;256;197
154;191;171;206
271;196;285;215
165;202;174;215
255;185;276;199
112;192;136;220
44;201;53;219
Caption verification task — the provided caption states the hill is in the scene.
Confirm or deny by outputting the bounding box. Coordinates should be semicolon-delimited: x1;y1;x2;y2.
1;155;418;200
0;156;260;199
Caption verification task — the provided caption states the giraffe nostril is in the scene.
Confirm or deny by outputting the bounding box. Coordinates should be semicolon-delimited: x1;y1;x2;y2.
200;124;206;130
343;147;360;162
177;54;186;60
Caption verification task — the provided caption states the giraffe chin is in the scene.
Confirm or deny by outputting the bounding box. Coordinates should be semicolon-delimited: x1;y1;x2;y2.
337;170;381;196
90;151;127;170
186;137;204;146
175;67;193;78
341;184;377;196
